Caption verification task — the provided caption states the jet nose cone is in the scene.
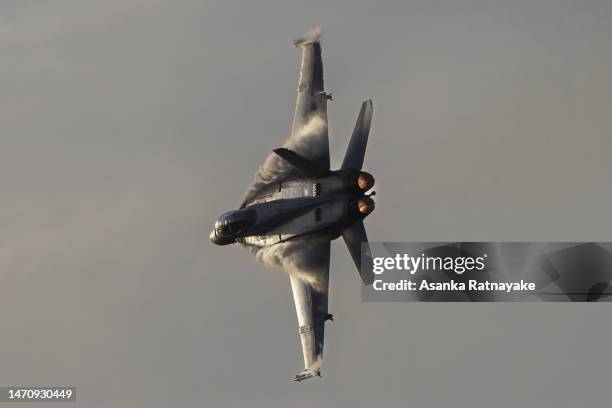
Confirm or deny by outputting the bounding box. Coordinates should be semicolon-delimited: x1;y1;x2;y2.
209;229;218;244
209;228;234;245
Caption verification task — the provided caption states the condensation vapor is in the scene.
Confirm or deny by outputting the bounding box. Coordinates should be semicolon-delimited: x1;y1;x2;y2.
242;114;326;205
241;236;328;292
239;111;328;286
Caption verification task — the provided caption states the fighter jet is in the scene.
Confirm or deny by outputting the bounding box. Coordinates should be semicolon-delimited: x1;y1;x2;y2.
210;28;375;382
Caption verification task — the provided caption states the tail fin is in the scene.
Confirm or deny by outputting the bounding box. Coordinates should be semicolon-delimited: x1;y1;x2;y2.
342;221;374;285
341;100;373;171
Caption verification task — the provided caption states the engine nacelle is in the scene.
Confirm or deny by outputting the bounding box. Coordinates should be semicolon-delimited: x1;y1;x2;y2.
345;171;375;192
347;196;375;219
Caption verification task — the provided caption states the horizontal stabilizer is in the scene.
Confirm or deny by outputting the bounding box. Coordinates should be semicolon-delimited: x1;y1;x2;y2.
273;148;328;177
341;100;373;171
342;221;374;285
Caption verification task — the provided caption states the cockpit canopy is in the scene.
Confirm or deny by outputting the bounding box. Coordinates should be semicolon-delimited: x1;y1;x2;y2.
213;208;257;237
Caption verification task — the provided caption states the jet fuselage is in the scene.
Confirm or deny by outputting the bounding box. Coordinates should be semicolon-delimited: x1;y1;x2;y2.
210;170;375;247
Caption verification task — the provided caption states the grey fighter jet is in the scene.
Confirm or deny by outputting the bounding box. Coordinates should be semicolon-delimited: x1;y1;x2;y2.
210;28;376;382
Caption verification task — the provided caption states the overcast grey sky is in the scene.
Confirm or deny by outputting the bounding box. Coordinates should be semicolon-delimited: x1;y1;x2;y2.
2;0;612;407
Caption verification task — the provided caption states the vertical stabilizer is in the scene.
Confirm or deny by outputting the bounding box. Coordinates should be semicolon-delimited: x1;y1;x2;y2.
341;100;373;171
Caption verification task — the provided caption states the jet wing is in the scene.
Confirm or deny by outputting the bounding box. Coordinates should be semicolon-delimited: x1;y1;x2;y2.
241;28;330;207
288;237;330;381
289;27;330;170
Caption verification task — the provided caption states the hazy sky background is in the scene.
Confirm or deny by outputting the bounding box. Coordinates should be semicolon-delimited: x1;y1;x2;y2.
2;1;612;407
